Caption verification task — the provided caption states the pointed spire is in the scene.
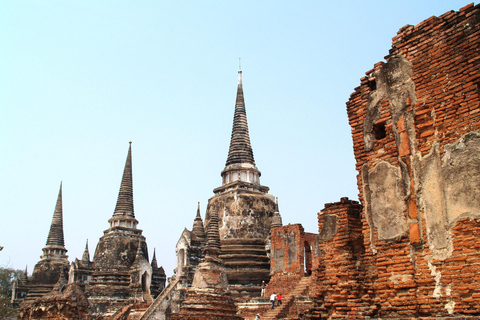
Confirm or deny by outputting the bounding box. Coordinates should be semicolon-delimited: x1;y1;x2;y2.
271;197;283;229
82;240;90;262
46;182;65;247
42;183;68;260
113;142;135;218
225;68;255;166
192;202;206;239
151;248;158;269
215;68;269;194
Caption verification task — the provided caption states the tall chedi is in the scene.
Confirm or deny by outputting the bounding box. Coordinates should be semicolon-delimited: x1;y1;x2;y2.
13;183;70;305
86;143;162;315
206;69;281;298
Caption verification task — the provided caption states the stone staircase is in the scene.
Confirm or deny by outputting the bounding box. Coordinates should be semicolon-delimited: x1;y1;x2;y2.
22;284;55;304
138;276;180;320
261;277;313;320
127;302;151;320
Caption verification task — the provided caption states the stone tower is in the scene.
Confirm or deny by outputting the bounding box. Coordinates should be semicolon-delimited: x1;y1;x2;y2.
205;69;280;298
12;183;70;305
175;202;206;286
86;142;154;315
150;249;167;297
171;211;242;320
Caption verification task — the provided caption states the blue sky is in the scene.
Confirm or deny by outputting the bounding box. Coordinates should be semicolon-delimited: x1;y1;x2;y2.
1;1;476;276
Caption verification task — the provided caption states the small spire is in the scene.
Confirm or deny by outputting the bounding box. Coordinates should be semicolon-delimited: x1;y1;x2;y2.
113;142;135;218
204;211;221;258
192;202;206;239
151;248;158;269
271;198;282;228
82;239;90;262
135;240;145;262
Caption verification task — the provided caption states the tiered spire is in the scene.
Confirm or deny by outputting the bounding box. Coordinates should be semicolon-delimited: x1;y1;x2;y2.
225;69;255;166
46;183;65;247
82;240;90;262
108;142;138;230
151;248;158;269
113;142;134;217
215;69;268;194
192;202;206;239
271;197;283;229
204;211;221;258
41;183;68;260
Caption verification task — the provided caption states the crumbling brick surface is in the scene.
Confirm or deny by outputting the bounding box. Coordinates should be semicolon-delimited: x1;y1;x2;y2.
270;224;305;275
310;198;365;319
170;289;242;320
342;3;480;318
19;284;90;320
266;224;319;298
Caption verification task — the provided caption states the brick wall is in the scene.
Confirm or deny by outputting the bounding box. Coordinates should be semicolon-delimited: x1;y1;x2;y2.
344;3;480;318
312;197;365;319
266;224;307;296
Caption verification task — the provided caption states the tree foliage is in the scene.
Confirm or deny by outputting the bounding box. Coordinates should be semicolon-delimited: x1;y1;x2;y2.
0;266;24;319
0;267;24;297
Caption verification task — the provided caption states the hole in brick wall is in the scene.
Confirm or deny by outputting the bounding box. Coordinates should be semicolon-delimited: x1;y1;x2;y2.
367;78;377;91
373;122;387;140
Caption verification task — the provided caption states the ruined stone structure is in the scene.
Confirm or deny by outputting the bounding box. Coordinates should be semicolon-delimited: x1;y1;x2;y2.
205;69;281;298
256;4;480;319
68;240;94;288
150;250;167;298
306;198;365;319
85;142;163;317
171;212;242;320
289;3;480;319
344;3;480;318
266;223;317;293
12;183;70;307
175;203;206;286
12;4;480;319
16;143;166;320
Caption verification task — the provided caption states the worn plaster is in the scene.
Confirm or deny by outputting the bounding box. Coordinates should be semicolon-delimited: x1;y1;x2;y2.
363;161;407;241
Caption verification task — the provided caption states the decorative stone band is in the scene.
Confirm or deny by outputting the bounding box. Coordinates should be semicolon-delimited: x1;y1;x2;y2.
41;245;68;260
221;163;261;185
108;214;139;230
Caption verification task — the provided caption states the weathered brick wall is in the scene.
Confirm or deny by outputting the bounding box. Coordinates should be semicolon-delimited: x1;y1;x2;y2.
270;224;306;275
345;3;480;318
312;197;364;319
266;224;306;296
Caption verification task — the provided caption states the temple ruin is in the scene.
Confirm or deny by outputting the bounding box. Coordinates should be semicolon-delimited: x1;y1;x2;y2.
11;3;480;319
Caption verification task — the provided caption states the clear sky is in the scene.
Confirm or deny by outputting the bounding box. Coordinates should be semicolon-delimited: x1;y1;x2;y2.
1;1;476;277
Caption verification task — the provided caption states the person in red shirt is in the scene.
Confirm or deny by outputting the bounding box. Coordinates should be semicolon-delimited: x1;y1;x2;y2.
277;294;283;306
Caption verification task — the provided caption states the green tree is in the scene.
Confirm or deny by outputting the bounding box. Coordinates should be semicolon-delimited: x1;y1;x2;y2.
0;266;24;319
0;267;24;297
